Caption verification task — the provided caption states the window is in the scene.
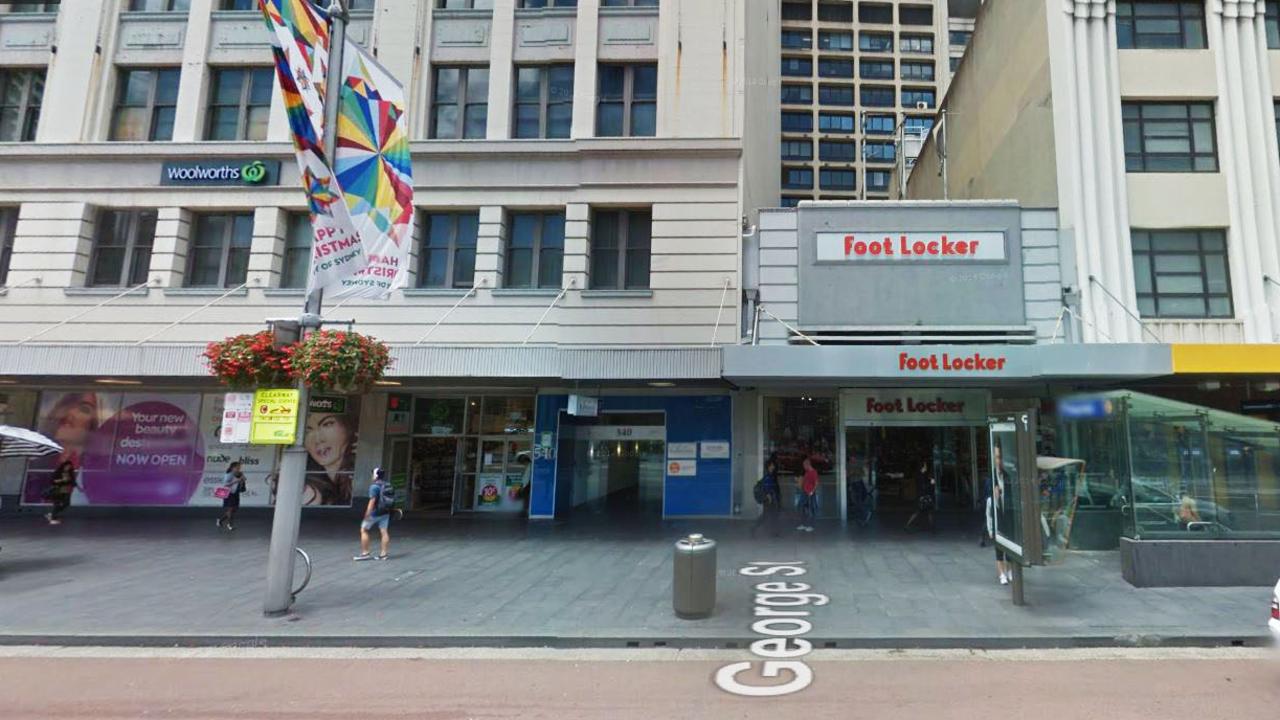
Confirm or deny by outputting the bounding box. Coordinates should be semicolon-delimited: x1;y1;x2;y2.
597;63;657;137
219;0;261;8
902;87;935;108
1123;102;1217;172
0;67;44;142
899;4;932;25
859;32;892;52
858;2;892;23
513;65;573;139
819;139;855;162
1116;1;1206;50
950;55;962;72
818;112;855;133
864;140;895;163
347;0;375;7
817;2;853;23
6;3;60;12
781;196;806;208
864;113;894;134
817;58;853;78
280;213;311;289
900;34;934;54
901;61;934;81
782;167;814;189
903;115;933;135
860;59;894;80
781;57;813;77
860;86;893;107
818;84;854;106
519;0;578;7
866;170;891;192
781;1;812;20
1132;229;1232;318
431;66;489;139
818;31;853;51
436;0;497;8
128;0;190;10
819;168;855;190
187;213;253;288
1268;1;1279;49
0;207;15;287
88;210;156;287
781;84;813;104
110;68;180;141
781;29;812;50
506;211;564;289
949;30;973;47
601;0;657;6
781;139;813;161
419;212;479;289
205;67;272;141
781;110;813;133
590;209;650;290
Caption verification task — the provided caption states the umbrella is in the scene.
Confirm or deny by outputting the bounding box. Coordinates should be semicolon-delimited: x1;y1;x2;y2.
0;425;63;459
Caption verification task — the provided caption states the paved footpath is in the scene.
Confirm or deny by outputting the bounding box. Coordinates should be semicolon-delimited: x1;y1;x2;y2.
1;646;1278;719
0;509;1271;646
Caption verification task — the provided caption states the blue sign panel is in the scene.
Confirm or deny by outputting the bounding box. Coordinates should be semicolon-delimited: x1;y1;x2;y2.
1057;396;1114;420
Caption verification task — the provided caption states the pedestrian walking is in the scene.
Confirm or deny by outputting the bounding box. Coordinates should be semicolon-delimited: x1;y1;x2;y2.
905;458;936;532
795;457;818;532
216;461;246;531
354;468;400;561
992;441;1012;585
750;457;783;538
43;460;78;525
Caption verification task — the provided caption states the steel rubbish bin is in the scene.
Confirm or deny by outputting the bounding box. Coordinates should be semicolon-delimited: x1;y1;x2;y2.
673;533;717;619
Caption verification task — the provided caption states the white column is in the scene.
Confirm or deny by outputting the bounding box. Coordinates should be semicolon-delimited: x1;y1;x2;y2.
1068;1;1112;341
474;205;506;289
1102;6;1141;340
7;203;94;289
171;0;216;143
148;208;192;289
486;0;517;139
36;2;115;142
247;207;287;289
563;202;590;289
570;0;600;139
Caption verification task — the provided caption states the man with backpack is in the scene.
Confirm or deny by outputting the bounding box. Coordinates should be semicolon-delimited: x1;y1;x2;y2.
750;456;783;538
355;468;399;561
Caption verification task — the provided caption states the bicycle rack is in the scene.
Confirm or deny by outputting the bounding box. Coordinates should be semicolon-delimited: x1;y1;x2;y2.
291;547;313;604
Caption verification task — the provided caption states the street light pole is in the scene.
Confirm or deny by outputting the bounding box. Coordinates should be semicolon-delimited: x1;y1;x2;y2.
263;0;348;616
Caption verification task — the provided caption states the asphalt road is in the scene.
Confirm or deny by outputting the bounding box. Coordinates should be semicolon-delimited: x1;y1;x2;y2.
1;647;1277;720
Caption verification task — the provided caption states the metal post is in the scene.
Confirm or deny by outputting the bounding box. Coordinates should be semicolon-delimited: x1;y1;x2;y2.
264;0;347;617
1011;563;1026;606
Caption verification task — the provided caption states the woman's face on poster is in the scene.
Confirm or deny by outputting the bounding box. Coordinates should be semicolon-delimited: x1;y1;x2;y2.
304;412;352;473
53;393;97;449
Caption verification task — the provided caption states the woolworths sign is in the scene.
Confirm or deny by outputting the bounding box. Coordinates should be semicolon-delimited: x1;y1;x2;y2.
160;159;282;187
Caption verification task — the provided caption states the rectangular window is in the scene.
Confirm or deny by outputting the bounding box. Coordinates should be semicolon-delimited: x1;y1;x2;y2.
781;196;805;208
864;114;895;134
1132;229;1233;318
419;212;479;289
505;211;564;289
859;32;893;52
0;67;44;142
949;30;973;47
596;63;657;137
866;170;891;192
858;2;892;24
860;59;894;80
220;0;262;9
819;168;856;191
1123;101;1218;172
781;29;812;50
818;112;855;133
903;116;934;135
781;1;812;21
519;0;578;7
0;207;15;287
819;139;856;162
781;84;813;104
110;67;180;141
781;139;814;161
431;66;489;139
781;57;813;77
950;55;962;72
860;86;894;107
513;64;573;139
818;31;853;51
436;0;497;8
1268;1;1280;49
782;167;814;189
817;2;853;23
590;208;651;290
7;2;60;12
187;213;253;288
900;34;934;54
1116;1;1207;50
281;212;312;289
600;0;657;6
900;61;934;81
88;210;156;287
205;67;272;141
781;110;814;133
129;0;190;10
900;4;932;25
902;87;936;108
817;58;854;78
864;140;895;163
818;84;854;106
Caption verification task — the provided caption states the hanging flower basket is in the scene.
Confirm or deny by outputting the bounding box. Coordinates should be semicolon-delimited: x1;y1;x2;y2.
287;330;392;394
203;330;293;390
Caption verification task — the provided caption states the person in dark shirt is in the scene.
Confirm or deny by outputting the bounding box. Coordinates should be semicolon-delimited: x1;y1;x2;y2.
751;457;783;538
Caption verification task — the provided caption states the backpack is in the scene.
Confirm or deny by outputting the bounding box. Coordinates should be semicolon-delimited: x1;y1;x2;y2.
375;482;397;514
753;479;768;505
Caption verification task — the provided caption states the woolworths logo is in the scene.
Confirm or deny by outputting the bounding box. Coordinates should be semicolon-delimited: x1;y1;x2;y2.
160;159;281;187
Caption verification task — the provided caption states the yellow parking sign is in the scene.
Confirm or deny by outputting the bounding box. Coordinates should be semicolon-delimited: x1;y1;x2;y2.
250;388;301;445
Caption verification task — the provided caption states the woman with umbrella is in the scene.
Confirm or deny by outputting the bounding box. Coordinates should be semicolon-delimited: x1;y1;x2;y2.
0;424;67;526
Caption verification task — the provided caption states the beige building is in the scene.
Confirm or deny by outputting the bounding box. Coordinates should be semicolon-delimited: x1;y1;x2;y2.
907;0;1280;345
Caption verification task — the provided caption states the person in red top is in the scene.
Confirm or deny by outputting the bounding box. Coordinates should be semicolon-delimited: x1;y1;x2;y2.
797;457;819;532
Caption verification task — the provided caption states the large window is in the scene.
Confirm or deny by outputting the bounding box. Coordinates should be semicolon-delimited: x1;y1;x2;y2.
781;84;813;105
901;61;934;82
781;110;813;133
110;67;179;141
860;59;894;80
596;63;657;137
436;0;497;8
861;86;894;107
129;0;190;10
949;30;973;48
1268;1;1280;49
866;170;891;192
281;212;312;289
782;167;814;189
819;168;855;191
601;0;657;5
782;57;813;77
513;65;573;139
819;139;855;162
1132;229;1232;318
818;84;853;106
859;32;892;52
0;207;15;287
902;87;936;108
818;31;853;51
817;2;853;22
763;397;838;519
864;114;894;134
818;112;855;133
900;4;932;25
590;208;651;290
419;211;479;289
817;58;854;78
505;211;564;289
519;0;578;7
88;210;156;287
781;29;812;50
858;2;892;24
781;1;812;21
899;34;934;54
0;67;44;142
781;139;813;161
1116;1;1207;49
864;140;895;163
7;2;60;11
187;213;253;288
1123;102;1217;172
431;66;488;139
205;67;272;141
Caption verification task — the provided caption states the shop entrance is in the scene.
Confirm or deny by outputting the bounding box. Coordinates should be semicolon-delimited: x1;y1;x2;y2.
845;425;988;520
557;411;666;517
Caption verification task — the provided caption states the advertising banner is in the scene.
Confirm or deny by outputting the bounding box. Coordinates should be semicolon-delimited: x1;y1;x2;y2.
302;395;360;507
990;421;1024;558
194;393;277;508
